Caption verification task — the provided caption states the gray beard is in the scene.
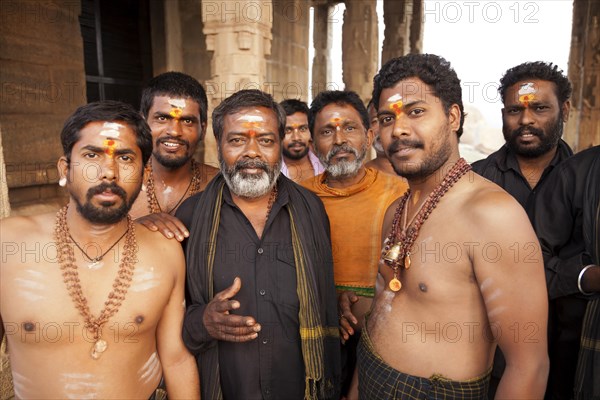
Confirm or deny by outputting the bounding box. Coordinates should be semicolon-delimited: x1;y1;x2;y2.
317;142;368;179
220;159;281;198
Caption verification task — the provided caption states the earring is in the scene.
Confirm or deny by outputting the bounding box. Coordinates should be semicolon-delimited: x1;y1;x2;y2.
59;177;67;187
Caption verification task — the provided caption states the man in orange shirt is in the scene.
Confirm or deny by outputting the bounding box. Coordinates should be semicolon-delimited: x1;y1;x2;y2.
302;90;407;396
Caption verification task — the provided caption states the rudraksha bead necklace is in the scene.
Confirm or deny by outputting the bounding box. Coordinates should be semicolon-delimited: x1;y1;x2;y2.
145;159;203;214
55;206;137;359
382;158;472;292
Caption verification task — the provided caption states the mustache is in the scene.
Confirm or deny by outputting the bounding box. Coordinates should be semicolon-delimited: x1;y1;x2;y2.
86;182;127;201
156;137;189;147
234;158;270;173
387;139;424;154
326;143;359;161
512;126;544;138
287;141;307;148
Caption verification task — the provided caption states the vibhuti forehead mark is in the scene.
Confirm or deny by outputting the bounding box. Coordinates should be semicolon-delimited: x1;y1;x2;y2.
99;122;124;137
236;113;265;137
518;82;537;107
387;93;404;117
168;97;186;118
329;111;343;130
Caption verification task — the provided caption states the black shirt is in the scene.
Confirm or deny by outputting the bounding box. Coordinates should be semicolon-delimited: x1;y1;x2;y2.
471;139;573;219
533;145;600;399
177;185;305;400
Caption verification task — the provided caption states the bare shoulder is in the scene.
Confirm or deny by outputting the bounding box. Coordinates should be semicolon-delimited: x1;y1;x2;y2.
1;212;56;243
458;172;533;235
134;222;185;264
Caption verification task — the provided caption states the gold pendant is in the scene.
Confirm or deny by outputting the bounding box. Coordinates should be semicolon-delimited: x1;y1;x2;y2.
90;339;108;360
389;277;402;292
383;243;401;263
404;253;411;269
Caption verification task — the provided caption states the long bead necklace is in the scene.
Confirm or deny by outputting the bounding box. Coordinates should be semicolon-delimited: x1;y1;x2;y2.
145;159;203;214
55;206;137;359
381;158;472;292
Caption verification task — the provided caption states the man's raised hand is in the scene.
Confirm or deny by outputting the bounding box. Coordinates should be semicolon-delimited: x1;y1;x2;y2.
203;277;261;342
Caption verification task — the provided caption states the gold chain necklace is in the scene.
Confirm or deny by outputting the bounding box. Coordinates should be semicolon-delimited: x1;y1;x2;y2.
382;158;472;291
145;159;203;214
55;206;137;359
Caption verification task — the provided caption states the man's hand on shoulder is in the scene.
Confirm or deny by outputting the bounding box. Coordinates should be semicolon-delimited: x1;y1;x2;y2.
136;212;189;242
203;277;261;342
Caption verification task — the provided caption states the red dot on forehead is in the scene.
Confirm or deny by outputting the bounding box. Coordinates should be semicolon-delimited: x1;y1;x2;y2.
248;130;256;137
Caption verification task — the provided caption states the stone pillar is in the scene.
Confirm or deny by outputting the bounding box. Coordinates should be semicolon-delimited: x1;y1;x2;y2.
0;0;86;212
0;125;9;218
565;0;600;152
150;0;185;74
267;0;310;101
381;0;424;65
409;0;424;54
312;3;332;98
201;0;273;165
342;0;379;101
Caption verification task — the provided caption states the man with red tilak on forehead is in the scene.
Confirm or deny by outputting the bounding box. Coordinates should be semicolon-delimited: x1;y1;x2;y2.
472;62;573;220
472;63;574;398
0;101;198;399
341;54;549;399
130;72;219;240
176;89;341;399
301;90;407;398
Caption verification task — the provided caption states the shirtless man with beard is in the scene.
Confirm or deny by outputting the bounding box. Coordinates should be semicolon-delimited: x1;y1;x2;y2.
0;101;199;399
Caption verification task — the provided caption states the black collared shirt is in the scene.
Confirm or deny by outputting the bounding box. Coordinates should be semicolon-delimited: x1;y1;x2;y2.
471;139;573;219
177;184;305;400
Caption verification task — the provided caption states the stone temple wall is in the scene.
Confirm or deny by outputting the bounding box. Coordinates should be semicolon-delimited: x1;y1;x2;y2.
0;0;87;214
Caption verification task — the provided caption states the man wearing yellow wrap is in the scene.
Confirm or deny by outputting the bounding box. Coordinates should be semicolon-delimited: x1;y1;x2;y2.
301;90;407;397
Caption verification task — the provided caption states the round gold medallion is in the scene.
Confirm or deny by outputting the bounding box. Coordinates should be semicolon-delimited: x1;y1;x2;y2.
389;278;402;292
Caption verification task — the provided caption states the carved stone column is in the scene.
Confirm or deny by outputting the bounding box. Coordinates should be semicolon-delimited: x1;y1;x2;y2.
566;0;600;151
311;3;332;98
268;0;310;101
381;0;423;65
342;0;379;101
201;0;273;165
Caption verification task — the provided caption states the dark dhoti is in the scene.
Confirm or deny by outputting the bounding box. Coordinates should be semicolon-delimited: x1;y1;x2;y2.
357;327;491;399
148;377;167;400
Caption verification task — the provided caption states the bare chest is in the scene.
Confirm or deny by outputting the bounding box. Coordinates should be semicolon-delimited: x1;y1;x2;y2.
1;258;172;346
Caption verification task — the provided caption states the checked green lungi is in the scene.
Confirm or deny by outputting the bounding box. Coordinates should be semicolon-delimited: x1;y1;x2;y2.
357;327;491;399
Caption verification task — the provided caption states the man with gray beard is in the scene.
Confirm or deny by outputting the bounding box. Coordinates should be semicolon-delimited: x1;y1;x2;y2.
301;90;407;397
175;90;341;400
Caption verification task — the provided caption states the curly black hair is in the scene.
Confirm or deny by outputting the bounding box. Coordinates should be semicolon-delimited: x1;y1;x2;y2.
280;99;309;117
308;90;370;137
498;61;572;104
140;71;208;124
372;53;465;138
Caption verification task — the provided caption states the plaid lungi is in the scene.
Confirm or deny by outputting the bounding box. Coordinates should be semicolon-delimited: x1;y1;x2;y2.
357;326;490;399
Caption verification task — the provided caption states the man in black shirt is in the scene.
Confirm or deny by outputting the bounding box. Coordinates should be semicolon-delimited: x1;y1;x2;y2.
534;145;600;400
177;89;340;400
472;61;573;219
472;62;574;397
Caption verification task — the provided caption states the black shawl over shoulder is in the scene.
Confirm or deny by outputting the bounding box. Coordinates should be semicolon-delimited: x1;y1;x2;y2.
180;174;341;400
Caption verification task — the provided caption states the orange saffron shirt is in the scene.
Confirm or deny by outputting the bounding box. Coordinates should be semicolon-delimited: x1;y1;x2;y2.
302;167;408;297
